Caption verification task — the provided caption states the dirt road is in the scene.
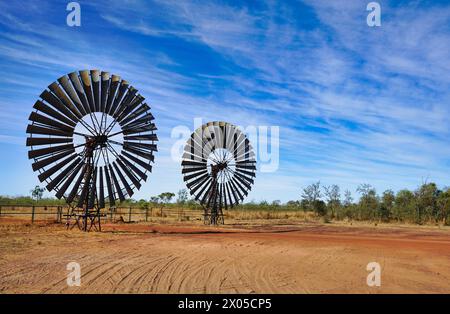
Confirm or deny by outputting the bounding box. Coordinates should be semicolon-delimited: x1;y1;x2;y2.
0;219;449;293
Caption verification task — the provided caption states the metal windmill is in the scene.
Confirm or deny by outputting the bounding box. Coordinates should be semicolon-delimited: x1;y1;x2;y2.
181;121;256;225
26;70;157;231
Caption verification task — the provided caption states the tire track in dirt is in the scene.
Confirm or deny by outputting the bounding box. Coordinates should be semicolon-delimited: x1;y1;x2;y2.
2;223;450;293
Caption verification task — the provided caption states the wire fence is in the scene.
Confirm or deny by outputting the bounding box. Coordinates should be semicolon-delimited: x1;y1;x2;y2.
0;205;203;224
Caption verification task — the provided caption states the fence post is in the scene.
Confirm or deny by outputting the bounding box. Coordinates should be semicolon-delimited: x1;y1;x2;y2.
31;206;35;223
128;206;132;222
0;205;2;217
145;207;149;222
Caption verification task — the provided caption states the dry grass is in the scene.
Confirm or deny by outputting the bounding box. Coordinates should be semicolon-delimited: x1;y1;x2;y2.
225;209;316;221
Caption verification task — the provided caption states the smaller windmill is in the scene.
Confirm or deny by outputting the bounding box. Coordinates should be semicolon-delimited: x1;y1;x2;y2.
181;121;256;224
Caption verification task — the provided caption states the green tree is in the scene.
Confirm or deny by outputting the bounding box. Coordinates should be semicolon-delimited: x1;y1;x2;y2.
158;192;175;204
30;185;44;202
357;184;378;220
379;190;395;222
137;199;149;210
436;188;450;225
177;189;189;205
301;181;323;215
415;183;439;223
324;184;341;219
394;189;415;222
272;200;281;207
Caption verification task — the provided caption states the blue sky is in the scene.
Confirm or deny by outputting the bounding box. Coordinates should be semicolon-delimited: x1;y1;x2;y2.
0;0;449;202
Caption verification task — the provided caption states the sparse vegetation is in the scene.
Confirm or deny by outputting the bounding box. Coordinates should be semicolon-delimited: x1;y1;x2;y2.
1;182;449;226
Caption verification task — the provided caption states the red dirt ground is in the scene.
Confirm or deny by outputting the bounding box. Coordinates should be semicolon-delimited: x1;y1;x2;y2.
0;218;449;293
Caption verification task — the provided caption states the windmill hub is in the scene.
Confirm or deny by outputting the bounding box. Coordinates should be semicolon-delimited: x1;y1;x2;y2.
94;134;108;146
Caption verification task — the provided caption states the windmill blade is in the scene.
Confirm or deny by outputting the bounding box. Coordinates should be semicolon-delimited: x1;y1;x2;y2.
26;137;72;147
66;163;88;203
236;168;256;178
38;153;77;182
229;137;253;162
120;109;154;128
77;165;93;208
33;100;76;127
222;183;228;210
231;179;245;201
108;164;125;202
225;182;235;207
121;113;154;129
57;75;86;116
200;181;214;205
194;177;212;200
182;150;206;163
26;124;71;137
183;169;208;182
113;86;137;119
119;155;148;182
182;160;207;167
232;149;256;164
118;101;147;125
123;141;157;152
113;162;133;197
29;112;74;134
99;167;105;209
68;71;91;114
121;150;153;172
236;162;256;170
100;72;110;112
181;166;206;175
88;167;98;209
49;158;82;194
28;144;74;159
32;149;75;171
186;172;210;190
54;162;84;197
233;171;253;190
124;134;158;141
48;82;83;119
104;165;115;207
190;176;211;197
122;123;157;135
40;90;79;123
91;70;100;112
122;145;155;162
231;176;248;197
206;186;216;208
116;158;141;189
80;70;95;112
117;97;146;123
109;80;128;116
219;184;224;211
105;75;120;114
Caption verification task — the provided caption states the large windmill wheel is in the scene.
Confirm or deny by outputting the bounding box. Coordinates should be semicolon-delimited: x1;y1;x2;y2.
181;121;256;225
26;70;157;230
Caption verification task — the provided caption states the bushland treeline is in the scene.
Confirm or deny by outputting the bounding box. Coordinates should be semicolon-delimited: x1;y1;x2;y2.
2;182;449;225
238;182;450;225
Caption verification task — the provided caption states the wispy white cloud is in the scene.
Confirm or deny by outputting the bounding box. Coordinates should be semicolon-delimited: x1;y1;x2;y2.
0;0;449;201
